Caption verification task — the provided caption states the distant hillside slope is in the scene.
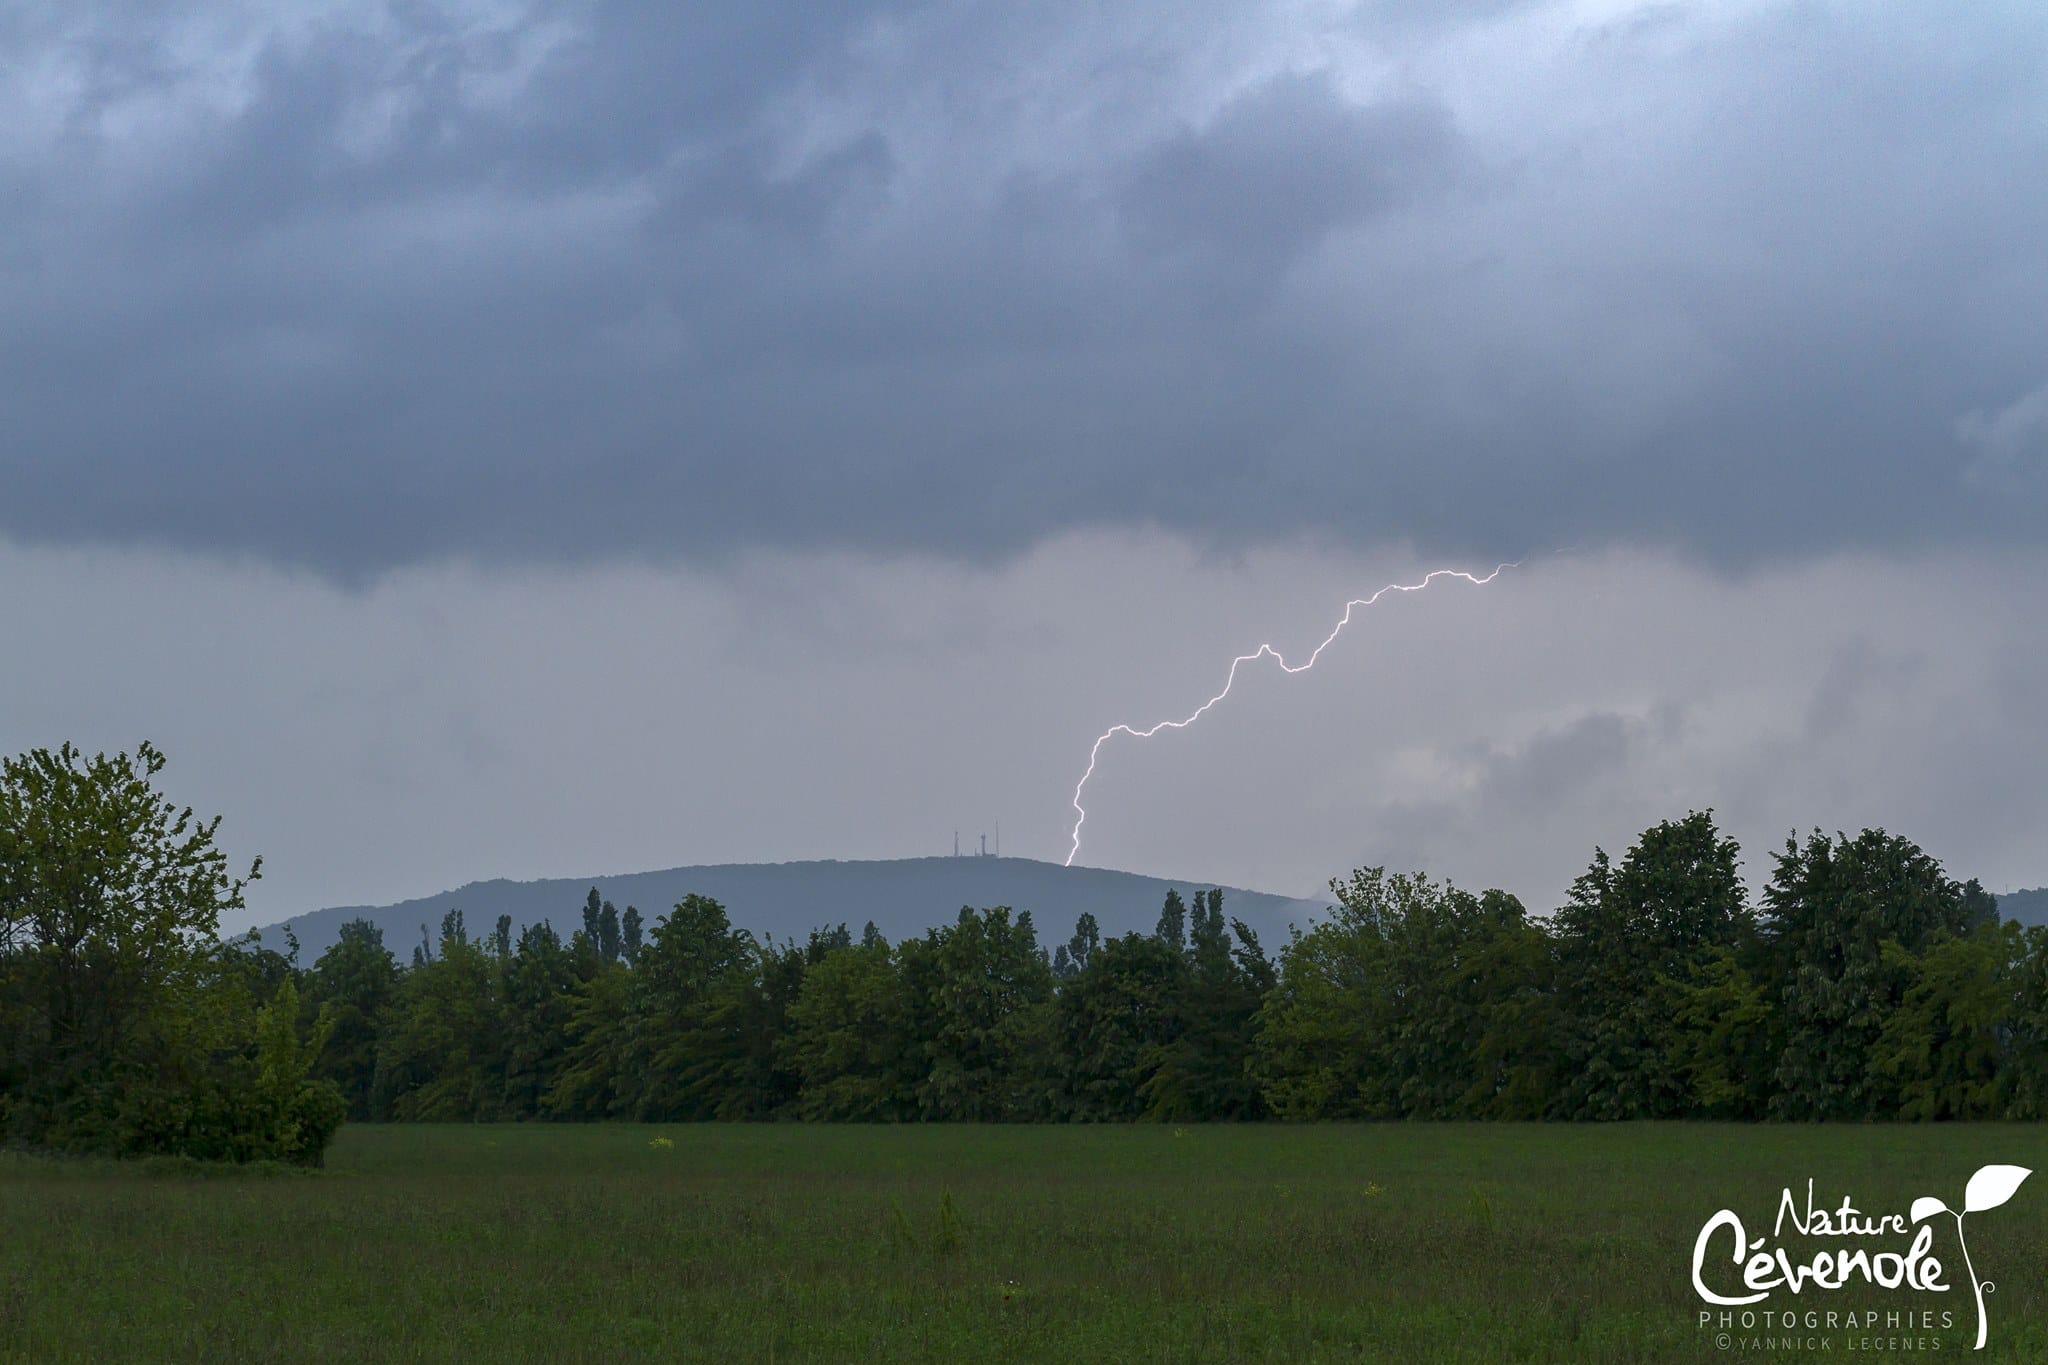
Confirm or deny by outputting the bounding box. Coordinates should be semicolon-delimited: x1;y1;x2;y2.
2001;887;2048;927
256;857;1331;961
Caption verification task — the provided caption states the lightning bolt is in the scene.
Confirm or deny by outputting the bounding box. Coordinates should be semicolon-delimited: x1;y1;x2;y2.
1064;561;1518;867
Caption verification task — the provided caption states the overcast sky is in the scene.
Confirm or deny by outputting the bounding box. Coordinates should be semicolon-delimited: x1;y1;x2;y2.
4;0;2045;932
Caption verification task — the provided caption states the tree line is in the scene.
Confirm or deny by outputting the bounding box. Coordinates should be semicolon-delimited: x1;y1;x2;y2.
296;811;2032;1124
5;742;2040;1168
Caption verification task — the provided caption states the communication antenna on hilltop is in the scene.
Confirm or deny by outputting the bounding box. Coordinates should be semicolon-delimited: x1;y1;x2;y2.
954;830;960;858
995;819;1000;859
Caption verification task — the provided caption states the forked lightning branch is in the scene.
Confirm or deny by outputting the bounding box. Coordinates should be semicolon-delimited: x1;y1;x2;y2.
1063;561;1518;866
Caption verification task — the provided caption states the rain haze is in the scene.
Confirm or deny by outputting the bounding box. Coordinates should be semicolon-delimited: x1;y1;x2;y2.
3;0;2045;932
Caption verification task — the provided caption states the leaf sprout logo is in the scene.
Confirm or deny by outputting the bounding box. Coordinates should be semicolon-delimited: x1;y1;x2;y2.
1914;1165;2031;1350
1692;1164;2030;1351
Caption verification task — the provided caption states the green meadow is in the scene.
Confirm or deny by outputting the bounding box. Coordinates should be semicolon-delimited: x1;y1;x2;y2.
4;1123;2046;1363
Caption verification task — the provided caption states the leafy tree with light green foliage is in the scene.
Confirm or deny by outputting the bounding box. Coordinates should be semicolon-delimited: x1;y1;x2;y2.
545;962;633;1119
0;741;341;1163
1872;922;2011;1120
248;978;346;1163
1658;944;1773;1118
1254;868;1537;1119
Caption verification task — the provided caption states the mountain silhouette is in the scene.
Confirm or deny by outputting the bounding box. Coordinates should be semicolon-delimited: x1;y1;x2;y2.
256;856;1332;961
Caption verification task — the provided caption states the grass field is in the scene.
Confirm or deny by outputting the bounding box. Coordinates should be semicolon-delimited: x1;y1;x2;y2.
5;1123;2048;1362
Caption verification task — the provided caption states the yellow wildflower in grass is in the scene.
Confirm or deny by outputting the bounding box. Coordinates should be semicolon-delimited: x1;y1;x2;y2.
649;1137;675;1150
1362;1182;1386;1197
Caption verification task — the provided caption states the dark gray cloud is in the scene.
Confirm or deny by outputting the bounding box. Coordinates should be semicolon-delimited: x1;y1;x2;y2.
4;0;2046;578
1115;73;1461;279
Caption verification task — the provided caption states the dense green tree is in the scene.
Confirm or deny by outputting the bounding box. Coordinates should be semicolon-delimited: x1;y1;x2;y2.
901;907;1055;1120
1460;898;1559;1119
1764;828;1984;1119
1998;925;2048;1118
807;924;853;957
246;979;347;1163
622;905;644;963
225;932;299;1007
303;919;400;1119
616;894;760;1119
1052;910;1101;981
371;911;503;1120
1872;925;2009;1120
1253;880;1398;1120
1065;912;1099;976
1154;890;1187;953
546;964;633;1120
1049;931;1184;1120
1140;892;1273;1120
1662;945;1773;1119
1550;812;1751;1119
1255;869;1536;1119
782;938;914;1119
711;935;811;1119
499;921;578;1116
1960;879;2000;928
1;742;260;1147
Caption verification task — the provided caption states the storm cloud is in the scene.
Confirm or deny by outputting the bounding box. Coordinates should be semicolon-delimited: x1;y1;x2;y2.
7;2;2047;921
6;0;2047;577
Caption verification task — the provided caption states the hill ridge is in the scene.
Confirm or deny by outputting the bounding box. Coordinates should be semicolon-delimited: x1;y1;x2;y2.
2000;886;2048;928
256;856;1329;961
